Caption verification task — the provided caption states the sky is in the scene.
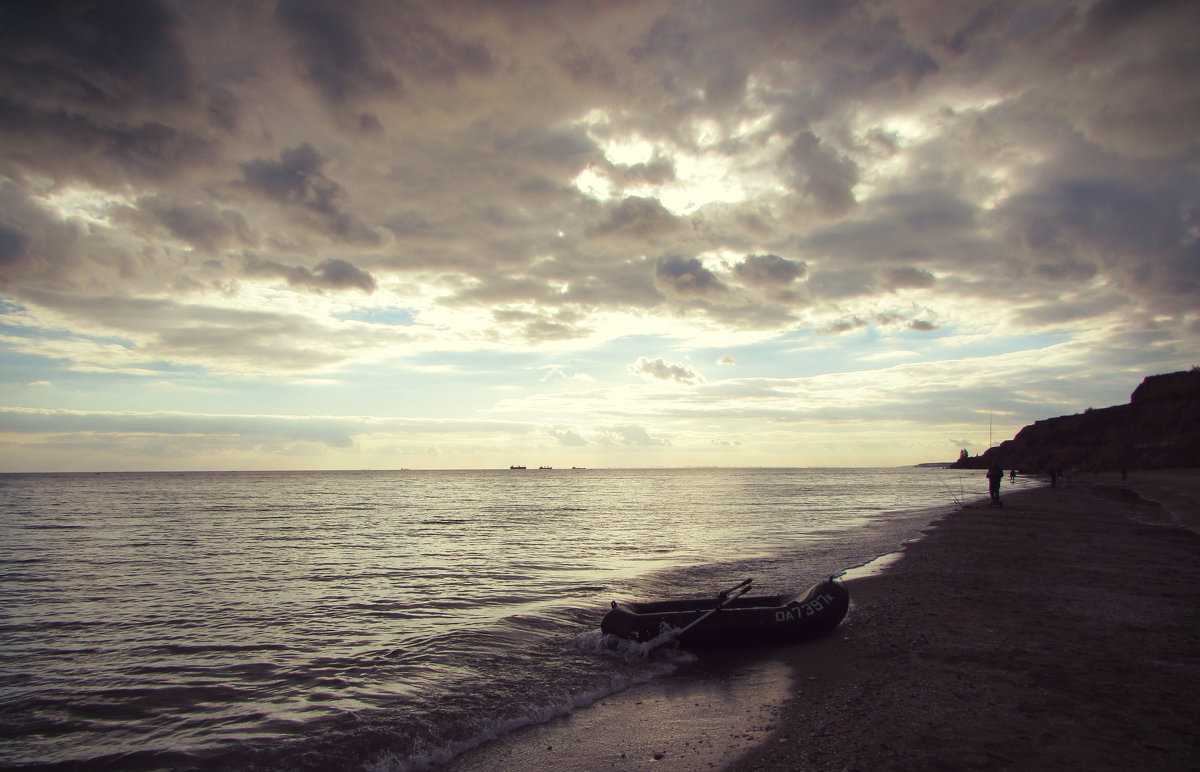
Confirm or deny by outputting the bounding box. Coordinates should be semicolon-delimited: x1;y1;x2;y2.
0;0;1197;472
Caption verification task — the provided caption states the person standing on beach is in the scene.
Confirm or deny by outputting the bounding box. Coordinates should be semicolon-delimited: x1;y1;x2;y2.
987;462;1004;506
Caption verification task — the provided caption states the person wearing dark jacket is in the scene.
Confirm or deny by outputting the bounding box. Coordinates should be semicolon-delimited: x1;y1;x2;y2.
986;462;1004;506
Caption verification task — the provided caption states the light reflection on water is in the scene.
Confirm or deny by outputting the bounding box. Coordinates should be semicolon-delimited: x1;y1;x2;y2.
0;467;1017;769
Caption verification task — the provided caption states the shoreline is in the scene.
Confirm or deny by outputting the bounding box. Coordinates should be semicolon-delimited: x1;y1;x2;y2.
443;471;1200;771
731;471;1200;770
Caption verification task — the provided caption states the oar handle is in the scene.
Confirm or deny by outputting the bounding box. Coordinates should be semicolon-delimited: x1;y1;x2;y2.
645;579;755;651
718;578;753;600
673;583;753;636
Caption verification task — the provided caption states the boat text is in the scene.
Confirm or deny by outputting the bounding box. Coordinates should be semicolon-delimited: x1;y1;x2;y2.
775;593;835;623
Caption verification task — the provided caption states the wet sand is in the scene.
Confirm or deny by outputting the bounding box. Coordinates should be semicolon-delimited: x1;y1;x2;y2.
447;472;1200;771
734;471;1200;771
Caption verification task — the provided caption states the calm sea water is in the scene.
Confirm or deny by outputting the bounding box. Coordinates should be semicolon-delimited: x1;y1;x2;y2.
0;467;1015;770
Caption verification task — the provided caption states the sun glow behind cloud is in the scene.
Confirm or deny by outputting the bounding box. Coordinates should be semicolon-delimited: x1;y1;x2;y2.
572;110;771;214
35;185;137;229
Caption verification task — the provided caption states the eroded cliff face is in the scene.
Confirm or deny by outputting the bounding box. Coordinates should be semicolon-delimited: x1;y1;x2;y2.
955;370;1200;472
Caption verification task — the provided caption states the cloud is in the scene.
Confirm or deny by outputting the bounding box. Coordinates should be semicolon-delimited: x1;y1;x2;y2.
0;101;218;185
549;427;588;446
239;143;383;244
600;425;670;447
118;197;252;253
732;254;807;288
0;0;1197;470
276;0;401;105
0;0;193;107
592;196;685;242
243;255;377;293
277;0;493;106
656;256;726;297
0;407;539;448
0;407;356;448
998;177;1200;313
540;365;594;383
882;266;936;290
781;131;859;218
629;356;705;384
0;221;30;267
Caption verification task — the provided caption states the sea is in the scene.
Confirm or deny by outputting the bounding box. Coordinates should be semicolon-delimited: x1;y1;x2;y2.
0;467;1025;771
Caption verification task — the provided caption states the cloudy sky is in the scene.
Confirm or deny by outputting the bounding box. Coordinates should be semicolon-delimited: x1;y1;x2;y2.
0;0;1196;472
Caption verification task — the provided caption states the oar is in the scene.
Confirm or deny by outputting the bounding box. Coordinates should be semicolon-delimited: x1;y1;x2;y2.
648;578;754;650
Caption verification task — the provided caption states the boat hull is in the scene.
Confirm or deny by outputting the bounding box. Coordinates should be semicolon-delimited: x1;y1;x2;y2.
600;578;849;649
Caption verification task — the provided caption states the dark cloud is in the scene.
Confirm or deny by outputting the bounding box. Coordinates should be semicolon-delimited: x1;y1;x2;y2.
656;255;726;297
243;256;377;293
0;99;218;184
302;259;378;294
882;267;935;290
942;4;1004;56
277;0;492;105
999;176;1200;312
782;131;858;217
239;143;382;245
492;126;601;178
277;0;400;104
704;65;748;110
0;0;193;109
821;316;868;335
1049;0;1200;157
745;0;850;32
0;221;30;269
800;191;981;266
592;196;684;241
241;143;335;208
121;198;252;253
733;254;807;287
1032;260;1096;283
1015;290;1130;326
558;261;665;311
632;14;693;63
558;38;618;88
205;88;242;133
0;181;99;290
1083;0;1191;37
819;309;938;335
0;1;227;187
823;15;939;93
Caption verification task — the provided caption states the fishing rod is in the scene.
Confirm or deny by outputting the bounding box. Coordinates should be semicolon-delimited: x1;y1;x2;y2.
937;474;965;507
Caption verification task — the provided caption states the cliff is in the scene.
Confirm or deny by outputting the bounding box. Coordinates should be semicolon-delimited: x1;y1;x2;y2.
953;370;1200;472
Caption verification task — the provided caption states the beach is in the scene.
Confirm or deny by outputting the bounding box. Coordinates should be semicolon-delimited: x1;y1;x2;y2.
447;472;1200;771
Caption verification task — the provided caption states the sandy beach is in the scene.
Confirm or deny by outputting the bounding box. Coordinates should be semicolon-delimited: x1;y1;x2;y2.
447;472;1200;771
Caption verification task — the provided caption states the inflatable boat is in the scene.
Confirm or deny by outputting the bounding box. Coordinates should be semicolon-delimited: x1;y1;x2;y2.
600;577;849;649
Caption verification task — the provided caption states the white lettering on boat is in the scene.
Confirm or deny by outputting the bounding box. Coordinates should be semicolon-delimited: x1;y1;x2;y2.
775;593;836;623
